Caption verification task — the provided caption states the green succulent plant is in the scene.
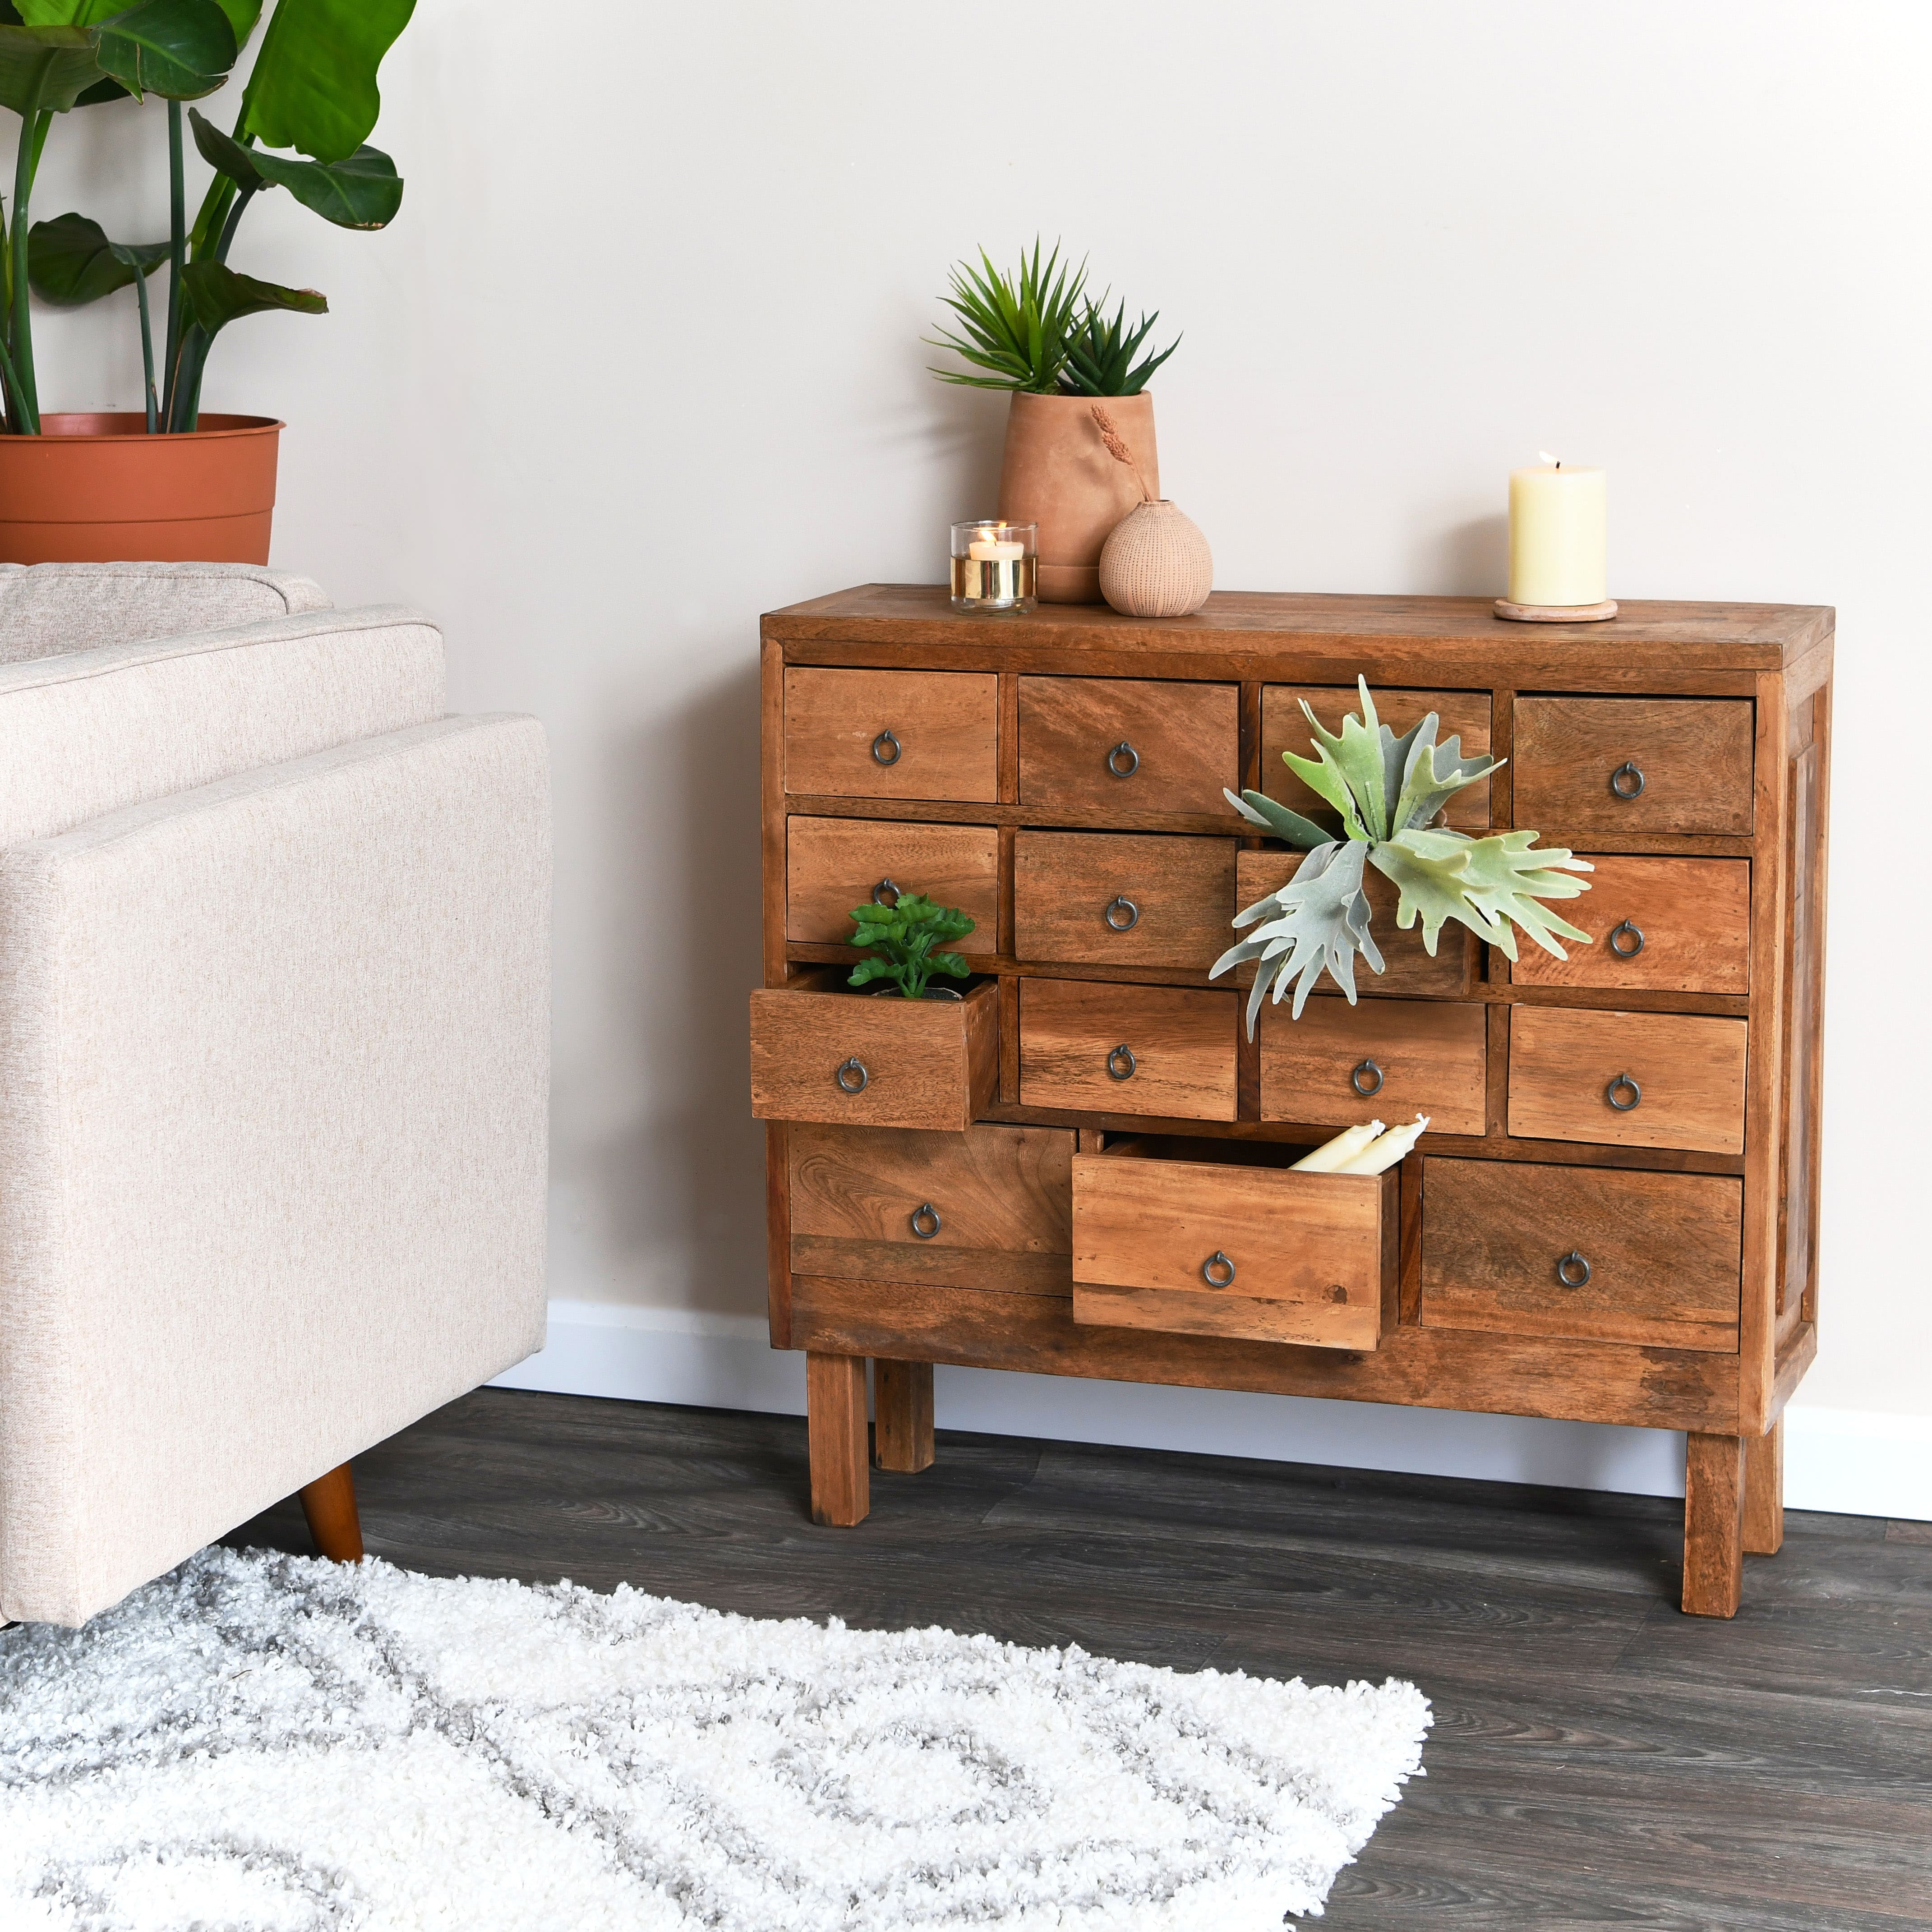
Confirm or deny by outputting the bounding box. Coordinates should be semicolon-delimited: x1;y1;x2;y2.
1211;678;1592;1033
847;893;976;1000
1060;296;1179;397
927;239;1088;394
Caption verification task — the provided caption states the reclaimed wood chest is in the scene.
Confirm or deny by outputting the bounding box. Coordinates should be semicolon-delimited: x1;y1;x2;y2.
752;586;1833;1616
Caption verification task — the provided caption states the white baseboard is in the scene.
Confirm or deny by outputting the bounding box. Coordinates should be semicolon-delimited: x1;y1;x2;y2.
491;1300;1932;1522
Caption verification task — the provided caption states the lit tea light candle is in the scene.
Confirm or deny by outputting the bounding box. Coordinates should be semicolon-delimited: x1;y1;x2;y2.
1500;452;1612;619
967;530;1026;562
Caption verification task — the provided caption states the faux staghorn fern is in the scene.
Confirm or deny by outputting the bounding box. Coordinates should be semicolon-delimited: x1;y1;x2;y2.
1211;678;1593;1034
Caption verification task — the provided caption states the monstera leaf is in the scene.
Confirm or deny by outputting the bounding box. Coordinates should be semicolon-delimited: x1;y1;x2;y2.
1211;676;1594;1028
1212;840;1384;1028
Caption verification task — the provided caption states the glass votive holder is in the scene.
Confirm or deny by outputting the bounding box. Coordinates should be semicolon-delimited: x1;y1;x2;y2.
950;519;1037;612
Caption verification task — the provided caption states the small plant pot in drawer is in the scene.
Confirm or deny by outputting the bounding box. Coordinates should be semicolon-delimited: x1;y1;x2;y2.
786;816;999;953
1020;979;1237;1121
1508;1005;1747;1155
1071;1137;1397;1349
1513;697;1753;835
750;972;998;1130
1260;996;1487;1135
1420;1157;1742;1352
1236;849;1478;998
788;1121;1074;1295
1015;830;1236;968
1507;855;1749;995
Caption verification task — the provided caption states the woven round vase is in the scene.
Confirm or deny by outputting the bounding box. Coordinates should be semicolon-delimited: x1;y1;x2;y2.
1098;500;1213;618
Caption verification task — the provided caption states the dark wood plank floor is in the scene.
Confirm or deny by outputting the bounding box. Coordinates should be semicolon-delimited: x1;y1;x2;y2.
230;1388;1932;1928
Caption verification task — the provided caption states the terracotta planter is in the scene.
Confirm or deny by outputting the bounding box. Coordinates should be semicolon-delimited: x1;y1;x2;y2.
0;413;282;565
996;391;1158;604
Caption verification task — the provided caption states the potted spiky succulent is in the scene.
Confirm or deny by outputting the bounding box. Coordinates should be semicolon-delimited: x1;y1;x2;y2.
929;239;1179;604
1212;678;1593;1033
847;894;976;1000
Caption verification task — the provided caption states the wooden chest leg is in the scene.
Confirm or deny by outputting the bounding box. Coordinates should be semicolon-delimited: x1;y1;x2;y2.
807;1351;870;1526
1743;1417;1785;1556
1683;1432;1746;1617
874;1359;936;1473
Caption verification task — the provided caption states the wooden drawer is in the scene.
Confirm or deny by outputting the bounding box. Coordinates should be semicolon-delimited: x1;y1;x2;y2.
1236;849;1478;997
1018;676;1237;814
1264;685;1492;829
1513;697;1753;835
789;1121;1073;1296
787;816;998;953
1259;996;1487;1135
1072;1137;1397;1349
1019;979;1237;1120
1015;832;1235;968
784;668;998;802
1509;856;1749;994
1508;1005;1747;1154
750;973;997;1131
1420;1157;1742;1352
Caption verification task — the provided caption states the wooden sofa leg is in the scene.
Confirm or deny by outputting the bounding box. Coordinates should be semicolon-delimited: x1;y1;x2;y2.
1743;1418;1785;1555
807;1351;870;1526
1683;1433;1745;1617
299;1462;365;1563
874;1359;936;1473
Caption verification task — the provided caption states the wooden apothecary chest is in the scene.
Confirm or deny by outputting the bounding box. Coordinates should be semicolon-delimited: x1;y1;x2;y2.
752;586;1832;1617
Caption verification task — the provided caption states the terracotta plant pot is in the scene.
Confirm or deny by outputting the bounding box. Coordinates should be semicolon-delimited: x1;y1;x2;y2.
0;413;282;565
1099;499;1214;618
996;391;1158;604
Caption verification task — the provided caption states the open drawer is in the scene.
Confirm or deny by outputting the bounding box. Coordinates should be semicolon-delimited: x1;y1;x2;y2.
1070;1136;1398;1350
750;969;998;1131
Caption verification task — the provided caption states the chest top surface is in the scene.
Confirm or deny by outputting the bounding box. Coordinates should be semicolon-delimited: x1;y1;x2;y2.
764;585;1834;683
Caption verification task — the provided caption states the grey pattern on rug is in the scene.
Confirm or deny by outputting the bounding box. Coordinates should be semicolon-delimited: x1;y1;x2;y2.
0;1547;1429;1929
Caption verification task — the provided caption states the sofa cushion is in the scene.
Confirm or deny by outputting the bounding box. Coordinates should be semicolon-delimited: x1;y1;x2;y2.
0;605;447;847
0;562;330;664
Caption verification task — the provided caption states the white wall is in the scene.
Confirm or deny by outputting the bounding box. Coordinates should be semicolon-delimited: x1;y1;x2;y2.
31;2;1932;1507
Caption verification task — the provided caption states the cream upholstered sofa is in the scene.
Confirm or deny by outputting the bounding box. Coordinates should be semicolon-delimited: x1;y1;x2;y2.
0;563;549;1627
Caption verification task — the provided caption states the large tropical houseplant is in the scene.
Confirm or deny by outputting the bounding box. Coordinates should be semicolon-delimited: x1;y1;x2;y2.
0;0;412;563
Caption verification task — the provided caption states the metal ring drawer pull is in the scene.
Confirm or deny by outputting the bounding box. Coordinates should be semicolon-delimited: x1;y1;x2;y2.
834;1056;869;1094
1107;1043;1137;1081
1605;1071;1642;1111
1104;894;1140;931
1608;918;1644;958
871;729;901;766
910;1202;941;1240
1351;1057;1384;1097
1107;740;1140;778
1557;1249;1592;1288
1609;759;1645;800
871;876;901;907
1202;1251;1236;1288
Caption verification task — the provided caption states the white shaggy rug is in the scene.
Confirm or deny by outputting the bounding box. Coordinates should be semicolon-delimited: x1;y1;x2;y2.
0;1547;1429;1930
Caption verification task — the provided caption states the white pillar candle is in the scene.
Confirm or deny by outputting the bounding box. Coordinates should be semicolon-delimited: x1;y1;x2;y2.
967;535;1026;562
1508;454;1607;607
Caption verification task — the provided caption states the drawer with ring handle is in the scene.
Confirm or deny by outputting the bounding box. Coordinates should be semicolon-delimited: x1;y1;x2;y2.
1512;697;1754;835
788;1122;1074;1296
1508;1006;1747;1155
782;667;998;803
1014;831;1235;968
1421;1157;1742;1352
1508;856;1751;995
1017;675;1238;813
750;968;999;1132
1072;1135;1396;1349
1020;979;1237;1121
784;816;998;954
1259;996;1487;1136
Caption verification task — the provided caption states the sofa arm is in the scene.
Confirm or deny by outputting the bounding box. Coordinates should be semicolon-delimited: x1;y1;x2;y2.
0;604;447;848
0;560;328;664
0;714;549;1626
